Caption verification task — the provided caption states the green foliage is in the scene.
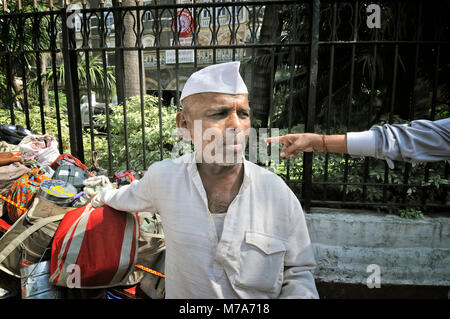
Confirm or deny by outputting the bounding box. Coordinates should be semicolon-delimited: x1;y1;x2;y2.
43;54;116;93
0;93;178;176
399;208;424;219
435;104;449;120
93;95;178;173
270;147;449;215
0;92;72;153
0;1;52;104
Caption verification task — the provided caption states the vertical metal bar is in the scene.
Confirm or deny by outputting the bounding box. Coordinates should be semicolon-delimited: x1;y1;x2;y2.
231;0;236;61
267;45;276;159
155;6;163;161
83;4;95;163
50;6;64;153
193;0;198;70
401;163;411;205
286;46;294;183
5;54;14;125
123;17;130;169
3;16;15;125
267;47;275;128
343;1;359;203
114;1;130;169
61;5;85;162
403;0;423;205
422;43;441;208
114;2;125;105
212;0;216;64
33;10;46;134
383;1;401;203
19;13;31;130
324;2;337;201
443;162;449;206
249;4;256;122
422;5;443;209
174;6;180;108
136;1;147;170
302;0;320;213
410;0;423;122
363;12;377;203
429;46;440;122
100;4;113;175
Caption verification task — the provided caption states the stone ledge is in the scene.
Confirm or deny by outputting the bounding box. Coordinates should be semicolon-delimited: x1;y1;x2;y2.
305;208;450;286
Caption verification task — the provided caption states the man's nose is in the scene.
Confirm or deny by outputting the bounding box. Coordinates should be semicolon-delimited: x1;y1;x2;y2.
226;112;242;130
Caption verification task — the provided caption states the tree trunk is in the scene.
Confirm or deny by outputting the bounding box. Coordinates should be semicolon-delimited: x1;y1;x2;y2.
114;0;145;100
251;4;282;126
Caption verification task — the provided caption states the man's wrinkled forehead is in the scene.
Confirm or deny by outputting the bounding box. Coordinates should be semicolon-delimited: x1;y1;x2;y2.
182;92;249;113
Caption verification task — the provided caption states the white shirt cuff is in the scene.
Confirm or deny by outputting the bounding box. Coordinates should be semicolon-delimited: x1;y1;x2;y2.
346;131;377;157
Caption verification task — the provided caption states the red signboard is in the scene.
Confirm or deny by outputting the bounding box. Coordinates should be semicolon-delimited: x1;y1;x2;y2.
172;10;193;38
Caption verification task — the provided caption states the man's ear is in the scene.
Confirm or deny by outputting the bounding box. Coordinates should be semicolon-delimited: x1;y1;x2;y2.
176;111;192;142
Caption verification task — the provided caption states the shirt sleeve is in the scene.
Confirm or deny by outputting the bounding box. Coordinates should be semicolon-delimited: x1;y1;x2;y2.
346;118;450;168
91;165;157;213
279;196;319;299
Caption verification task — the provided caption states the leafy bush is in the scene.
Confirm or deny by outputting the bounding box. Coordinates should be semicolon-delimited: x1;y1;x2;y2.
0;93;178;175
0;92;72;153
93;95;178;173
270;141;449;217
399;208;424;219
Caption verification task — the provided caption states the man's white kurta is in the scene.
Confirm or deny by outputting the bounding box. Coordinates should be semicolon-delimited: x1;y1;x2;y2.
93;153;318;299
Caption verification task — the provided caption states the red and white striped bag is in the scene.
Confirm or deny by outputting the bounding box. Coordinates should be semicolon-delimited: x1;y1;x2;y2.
49;204;139;289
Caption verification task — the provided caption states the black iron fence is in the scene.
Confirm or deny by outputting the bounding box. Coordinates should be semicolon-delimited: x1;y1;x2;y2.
0;0;449;214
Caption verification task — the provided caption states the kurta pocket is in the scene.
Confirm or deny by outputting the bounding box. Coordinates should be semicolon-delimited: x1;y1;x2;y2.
235;231;286;292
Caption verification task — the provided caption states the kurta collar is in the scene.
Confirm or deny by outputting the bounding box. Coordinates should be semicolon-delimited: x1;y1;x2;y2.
185;151;251;200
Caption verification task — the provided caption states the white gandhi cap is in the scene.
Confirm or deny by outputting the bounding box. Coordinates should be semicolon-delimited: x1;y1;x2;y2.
180;61;248;105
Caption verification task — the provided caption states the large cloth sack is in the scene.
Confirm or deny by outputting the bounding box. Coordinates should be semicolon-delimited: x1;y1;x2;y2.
5;168;50;222
19;134;59;166
50;204;139;289
0;197;72;278
0;162;30;216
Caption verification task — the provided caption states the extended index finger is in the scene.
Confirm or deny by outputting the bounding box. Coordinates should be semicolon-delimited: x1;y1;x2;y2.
265;135;292;144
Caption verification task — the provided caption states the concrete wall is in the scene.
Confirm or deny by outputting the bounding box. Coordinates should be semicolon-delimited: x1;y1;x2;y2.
305;208;450;287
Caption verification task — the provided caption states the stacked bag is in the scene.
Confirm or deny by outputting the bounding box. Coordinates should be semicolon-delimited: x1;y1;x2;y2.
0;126;165;299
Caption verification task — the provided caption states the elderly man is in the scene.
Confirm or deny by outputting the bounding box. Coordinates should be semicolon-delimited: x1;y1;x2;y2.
92;62;319;299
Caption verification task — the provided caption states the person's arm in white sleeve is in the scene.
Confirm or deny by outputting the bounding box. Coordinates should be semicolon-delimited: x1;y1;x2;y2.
91;165;157;213
279;196;319;299
347;118;450;168
265;118;450;169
